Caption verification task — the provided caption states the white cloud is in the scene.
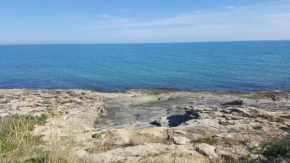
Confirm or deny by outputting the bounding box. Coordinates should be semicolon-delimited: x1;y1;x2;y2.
5;1;289;44
226;6;235;9
100;14;115;19
85;1;290;43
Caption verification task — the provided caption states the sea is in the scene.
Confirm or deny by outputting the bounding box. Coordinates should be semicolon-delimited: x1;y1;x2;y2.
0;41;290;92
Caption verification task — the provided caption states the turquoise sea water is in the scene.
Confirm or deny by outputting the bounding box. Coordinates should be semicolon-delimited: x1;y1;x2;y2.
0;41;290;92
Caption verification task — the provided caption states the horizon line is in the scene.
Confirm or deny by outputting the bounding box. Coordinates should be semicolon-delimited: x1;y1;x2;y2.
0;39;289;46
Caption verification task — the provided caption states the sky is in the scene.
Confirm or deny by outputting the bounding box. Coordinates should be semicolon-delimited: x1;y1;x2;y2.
0;0;290;44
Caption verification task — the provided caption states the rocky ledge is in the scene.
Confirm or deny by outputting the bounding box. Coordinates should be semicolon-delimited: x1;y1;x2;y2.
0;89;289;163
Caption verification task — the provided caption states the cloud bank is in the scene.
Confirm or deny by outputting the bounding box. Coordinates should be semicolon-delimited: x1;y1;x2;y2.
85;1;290;43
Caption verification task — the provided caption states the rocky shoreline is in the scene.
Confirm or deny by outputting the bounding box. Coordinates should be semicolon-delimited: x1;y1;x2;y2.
0;89;289;163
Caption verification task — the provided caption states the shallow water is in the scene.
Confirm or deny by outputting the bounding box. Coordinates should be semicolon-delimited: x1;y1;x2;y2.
0;41;290;92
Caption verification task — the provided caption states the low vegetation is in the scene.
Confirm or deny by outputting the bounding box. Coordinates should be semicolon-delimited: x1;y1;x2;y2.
261;137;290;158
250;114;285;123
221;122;235;126
246;91;278;99
61;100;72;105
137;97;161;105
92;133;102;139
0;114;85;163
252;125;263;130
250;113;273;119
0;114;47;162
0;90;8;94
271;117;285;123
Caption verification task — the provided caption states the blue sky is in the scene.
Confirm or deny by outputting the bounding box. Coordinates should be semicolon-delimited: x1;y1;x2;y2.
1;0;290;44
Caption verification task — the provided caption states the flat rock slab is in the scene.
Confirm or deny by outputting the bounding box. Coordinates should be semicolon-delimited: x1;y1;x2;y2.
173;136;190;145
92;90;290;129
196;143;219;159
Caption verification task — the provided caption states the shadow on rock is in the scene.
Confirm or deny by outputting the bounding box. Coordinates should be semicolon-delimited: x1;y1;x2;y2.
151;114;187;127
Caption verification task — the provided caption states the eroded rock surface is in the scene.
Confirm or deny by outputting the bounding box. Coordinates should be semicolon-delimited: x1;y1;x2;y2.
0;89;290;163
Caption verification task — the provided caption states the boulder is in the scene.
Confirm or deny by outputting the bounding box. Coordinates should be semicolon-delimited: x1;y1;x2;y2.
184;105;214;120
151;116;169;127
196;143;219;159
173;136;190;145
221;107;260;118
221;100;244;107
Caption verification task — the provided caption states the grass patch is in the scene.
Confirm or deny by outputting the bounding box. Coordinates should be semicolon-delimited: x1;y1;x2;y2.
251;114;285;123
0;114;87;163
262;137;290;158
254;114;273;120
271;117;285;123
137;97;161;105
23;156;46;163
192;137;218;145
247;92;268;99
0;90;8;94
126;142;139;147
0;114;47;161
92;133;102;139
221;122;235;126
252;125;263;130
246;92;277;99
260;140;268;146
61;100;72;105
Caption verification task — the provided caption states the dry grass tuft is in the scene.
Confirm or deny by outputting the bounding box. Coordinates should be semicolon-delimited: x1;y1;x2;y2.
0;114;88;163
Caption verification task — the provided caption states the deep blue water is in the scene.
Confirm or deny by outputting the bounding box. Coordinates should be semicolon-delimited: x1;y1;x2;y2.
0;41;290;92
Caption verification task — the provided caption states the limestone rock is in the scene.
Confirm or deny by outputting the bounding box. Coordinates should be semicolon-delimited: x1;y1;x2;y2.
184;105;215;120
151;116;169;127
173;136;190;145
222;100;245;107
89;143;208;163
196;143;219;159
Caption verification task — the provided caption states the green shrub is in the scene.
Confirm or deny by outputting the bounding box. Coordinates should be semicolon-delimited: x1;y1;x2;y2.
262;137;290;158
260;140;268;146
165;148;171;151
192;137;218;145
92;133;102;139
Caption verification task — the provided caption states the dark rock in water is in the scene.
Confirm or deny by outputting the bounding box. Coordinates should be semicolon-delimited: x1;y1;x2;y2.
221;100;244;107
